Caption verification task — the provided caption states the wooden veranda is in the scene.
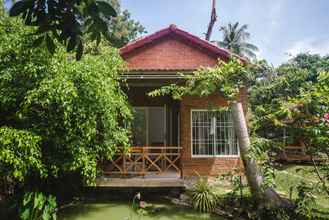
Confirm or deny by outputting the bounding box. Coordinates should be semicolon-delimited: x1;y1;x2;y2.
102;146;182;177
98;146;183;187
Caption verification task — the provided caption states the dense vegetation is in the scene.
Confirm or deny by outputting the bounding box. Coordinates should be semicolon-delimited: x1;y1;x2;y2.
151;56;329;218
0;1;328;219
0;10;132;219
7;0;145;59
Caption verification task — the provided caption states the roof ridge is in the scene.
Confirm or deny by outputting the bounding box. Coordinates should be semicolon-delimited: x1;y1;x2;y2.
119;24;247;62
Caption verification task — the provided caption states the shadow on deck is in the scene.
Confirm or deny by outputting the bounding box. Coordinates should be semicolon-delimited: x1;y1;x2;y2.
96;171;184;188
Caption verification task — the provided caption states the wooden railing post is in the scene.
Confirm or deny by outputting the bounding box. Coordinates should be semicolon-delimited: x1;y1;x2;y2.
142;147;145;177
123;151;126;176
104;146;182;177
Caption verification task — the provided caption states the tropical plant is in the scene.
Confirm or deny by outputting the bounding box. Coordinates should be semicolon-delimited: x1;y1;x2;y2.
8;0;117;59
217;22;259;59
190;178;219;212
282;53;329;82
0;127;45;182
250;53;329;199
220;169;245;204
19;192;57;220
0;12;132;218
294;182;316;220
150;59;289;209
103;0;146;48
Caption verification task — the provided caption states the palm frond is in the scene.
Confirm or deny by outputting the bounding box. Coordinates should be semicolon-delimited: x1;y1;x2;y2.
241;48;257;59
240;42;259;51
218;21;258;59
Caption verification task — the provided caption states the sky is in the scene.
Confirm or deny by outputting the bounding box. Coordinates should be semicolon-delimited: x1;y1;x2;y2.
121;0;329;66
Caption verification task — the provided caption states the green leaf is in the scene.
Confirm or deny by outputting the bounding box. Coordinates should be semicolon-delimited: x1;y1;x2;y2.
46;34;56;54
20;208;30;220
67;37;76;52
9;0;31;17
32;36;45;47
76;39;83;60
24;10;33;25
96;1;117;18
23;192;33;206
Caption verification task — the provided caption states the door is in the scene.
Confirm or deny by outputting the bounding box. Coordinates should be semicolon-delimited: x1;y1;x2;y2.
131;107;166;146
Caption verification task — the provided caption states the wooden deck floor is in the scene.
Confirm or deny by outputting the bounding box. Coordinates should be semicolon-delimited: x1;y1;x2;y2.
96;172;184;188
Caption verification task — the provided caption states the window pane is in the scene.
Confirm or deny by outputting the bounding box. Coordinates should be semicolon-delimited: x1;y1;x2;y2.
192;111;214;156
148;107;165;146
132;108;147;146
192;110;238;156
215;110;238;155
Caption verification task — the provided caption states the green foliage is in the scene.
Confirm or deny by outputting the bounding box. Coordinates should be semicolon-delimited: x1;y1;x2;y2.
295;182;316;220
19;47;132;184
149;59;250;101
255;207;294;220
249;137;277;189
283;53;329;82
250;54;329;145
9;0;117;59
0;13;51;120
190;178;219;213
0;127;45;181
225;171;246;204
20;192;57;220
250;53;329;213
0;11;131;201
103;0;146;48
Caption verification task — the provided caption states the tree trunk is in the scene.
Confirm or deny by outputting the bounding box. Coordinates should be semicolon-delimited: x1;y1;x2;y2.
231;101;289;208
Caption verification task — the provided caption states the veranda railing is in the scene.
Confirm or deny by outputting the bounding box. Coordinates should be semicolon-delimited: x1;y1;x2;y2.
102;146;182;176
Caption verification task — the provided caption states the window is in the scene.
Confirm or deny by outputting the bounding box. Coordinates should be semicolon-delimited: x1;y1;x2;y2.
191;109;239;157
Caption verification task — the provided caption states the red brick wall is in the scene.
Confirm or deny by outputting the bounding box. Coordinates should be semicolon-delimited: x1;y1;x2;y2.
121;32;248;177
180;92;245;177
122;35;219;71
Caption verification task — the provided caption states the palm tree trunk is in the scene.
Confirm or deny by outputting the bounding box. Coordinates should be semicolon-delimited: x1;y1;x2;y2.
231;101;289;208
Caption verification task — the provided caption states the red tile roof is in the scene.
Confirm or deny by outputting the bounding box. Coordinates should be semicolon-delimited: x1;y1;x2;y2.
119;25;247;72
120;24;239;59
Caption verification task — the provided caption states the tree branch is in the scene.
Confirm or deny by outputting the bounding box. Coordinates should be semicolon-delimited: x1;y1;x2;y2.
311;157;329;197
205;0;217;41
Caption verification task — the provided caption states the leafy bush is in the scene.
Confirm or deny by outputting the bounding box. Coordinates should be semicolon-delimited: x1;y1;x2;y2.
190;178;219;213
0;12;132;187
0;11;132;218
20;192;57;220
295;182;316;220
0;127;45;182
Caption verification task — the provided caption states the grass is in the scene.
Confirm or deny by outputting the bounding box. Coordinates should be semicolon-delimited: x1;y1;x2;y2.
212;165;329;216
275;165;329;212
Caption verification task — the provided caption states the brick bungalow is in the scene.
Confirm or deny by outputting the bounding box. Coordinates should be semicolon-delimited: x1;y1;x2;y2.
102;25;246;182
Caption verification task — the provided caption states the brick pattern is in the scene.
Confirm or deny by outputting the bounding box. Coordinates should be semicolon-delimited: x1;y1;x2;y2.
121;29;248;177
180;92;245;177
123;35;219;71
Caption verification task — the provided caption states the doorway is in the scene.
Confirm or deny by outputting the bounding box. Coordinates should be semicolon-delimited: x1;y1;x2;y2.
132;107;166;146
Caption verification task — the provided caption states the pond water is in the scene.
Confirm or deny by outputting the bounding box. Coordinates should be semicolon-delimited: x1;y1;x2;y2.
59;201;224;220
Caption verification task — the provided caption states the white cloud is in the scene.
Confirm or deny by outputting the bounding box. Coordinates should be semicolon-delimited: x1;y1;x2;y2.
285;39;329;57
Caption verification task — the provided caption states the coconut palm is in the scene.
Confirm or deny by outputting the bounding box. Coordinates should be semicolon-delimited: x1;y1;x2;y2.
218;22;259;59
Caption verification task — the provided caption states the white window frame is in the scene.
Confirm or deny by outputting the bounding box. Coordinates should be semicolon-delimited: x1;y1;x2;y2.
191;109;240;158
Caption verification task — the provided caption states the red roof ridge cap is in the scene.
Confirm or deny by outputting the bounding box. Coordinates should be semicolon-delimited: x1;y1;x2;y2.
169;24;177;30
119;24;248;63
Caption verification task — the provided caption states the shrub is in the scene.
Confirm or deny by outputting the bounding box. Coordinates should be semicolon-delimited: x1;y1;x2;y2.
19;192;57;220
190;178;219;213
295;182;316;220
